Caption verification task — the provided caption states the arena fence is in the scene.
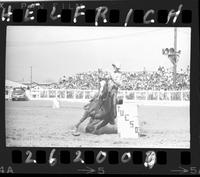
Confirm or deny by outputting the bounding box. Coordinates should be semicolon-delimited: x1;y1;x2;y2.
27;89;189;102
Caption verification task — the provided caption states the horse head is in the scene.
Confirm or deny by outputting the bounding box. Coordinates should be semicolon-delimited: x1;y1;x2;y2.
98;78;114;112
99;77;114;101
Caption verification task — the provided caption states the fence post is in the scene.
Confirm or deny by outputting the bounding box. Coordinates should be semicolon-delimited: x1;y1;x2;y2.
39;89;41;99
145;91;148;101
83;90;85;100
170;92;172;101
135;91;137;101
65;90;67;100
73;90;75;99
181;91;183;101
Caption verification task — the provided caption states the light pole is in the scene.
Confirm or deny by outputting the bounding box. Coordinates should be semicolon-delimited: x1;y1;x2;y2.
162;28;181;90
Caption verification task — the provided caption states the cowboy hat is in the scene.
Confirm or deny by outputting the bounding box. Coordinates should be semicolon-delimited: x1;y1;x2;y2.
112;62;121;69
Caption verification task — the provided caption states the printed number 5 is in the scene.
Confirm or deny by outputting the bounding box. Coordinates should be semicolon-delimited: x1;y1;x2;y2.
130;121;134;128
98;167;105;174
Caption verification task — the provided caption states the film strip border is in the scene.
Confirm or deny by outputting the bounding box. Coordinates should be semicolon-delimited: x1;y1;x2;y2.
0;0;198;175
9;149;191;169
0;2;192;25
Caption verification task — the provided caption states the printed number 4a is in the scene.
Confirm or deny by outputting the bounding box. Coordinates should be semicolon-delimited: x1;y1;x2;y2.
0;166;14;173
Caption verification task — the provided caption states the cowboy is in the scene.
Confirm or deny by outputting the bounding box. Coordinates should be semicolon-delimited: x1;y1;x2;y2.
97;69;108;99
84;68;106;109
107;62;123;124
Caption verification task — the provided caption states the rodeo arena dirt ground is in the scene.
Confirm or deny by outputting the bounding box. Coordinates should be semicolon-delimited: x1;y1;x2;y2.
6;100;190;148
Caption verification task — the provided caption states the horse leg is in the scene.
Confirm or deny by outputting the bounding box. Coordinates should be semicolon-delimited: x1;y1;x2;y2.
93;108;106;119
87;109;108;134
94;119;109;134
74;110;89;132
87;113;110;134
85;118;102;133
85;118;94;133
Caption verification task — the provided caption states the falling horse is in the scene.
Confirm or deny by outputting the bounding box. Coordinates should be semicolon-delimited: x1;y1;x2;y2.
73;79;115;135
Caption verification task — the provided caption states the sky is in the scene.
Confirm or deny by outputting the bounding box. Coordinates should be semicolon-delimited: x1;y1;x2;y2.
5;26;191;83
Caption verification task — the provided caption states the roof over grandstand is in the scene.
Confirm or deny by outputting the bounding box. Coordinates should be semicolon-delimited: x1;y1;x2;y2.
5;80;27;88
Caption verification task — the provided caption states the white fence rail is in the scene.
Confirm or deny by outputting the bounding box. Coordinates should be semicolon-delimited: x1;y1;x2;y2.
28;89;189;102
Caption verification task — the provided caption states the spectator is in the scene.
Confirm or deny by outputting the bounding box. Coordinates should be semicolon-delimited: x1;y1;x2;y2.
57;66;190;91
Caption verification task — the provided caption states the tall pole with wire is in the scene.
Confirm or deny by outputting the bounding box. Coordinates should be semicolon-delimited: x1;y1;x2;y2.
162;27;181;90
173;28;177;89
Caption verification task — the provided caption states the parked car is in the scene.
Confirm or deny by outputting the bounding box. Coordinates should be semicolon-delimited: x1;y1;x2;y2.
11;87;28;101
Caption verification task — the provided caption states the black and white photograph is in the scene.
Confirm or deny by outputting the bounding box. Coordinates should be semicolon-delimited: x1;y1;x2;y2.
5;26;191;148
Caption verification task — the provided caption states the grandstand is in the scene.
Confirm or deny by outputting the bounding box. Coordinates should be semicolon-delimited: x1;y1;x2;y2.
57;66;190;91
24;66;190;107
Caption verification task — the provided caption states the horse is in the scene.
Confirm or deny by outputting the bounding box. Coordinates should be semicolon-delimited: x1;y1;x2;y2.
73;78;115;135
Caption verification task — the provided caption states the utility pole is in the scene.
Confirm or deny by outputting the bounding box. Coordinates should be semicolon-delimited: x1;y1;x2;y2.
173;27;177;89
162;27;181;90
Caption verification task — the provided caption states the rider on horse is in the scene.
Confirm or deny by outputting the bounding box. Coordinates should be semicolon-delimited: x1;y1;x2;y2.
73;64;122;135
107;62;123;124
73;69;110;134
84;68;107;110
84;63;123;124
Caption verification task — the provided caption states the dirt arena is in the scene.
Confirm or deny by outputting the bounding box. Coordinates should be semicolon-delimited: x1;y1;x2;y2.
5;100;190;148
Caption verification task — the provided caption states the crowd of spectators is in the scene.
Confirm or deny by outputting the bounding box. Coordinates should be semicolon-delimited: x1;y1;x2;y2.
58;66;190;91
